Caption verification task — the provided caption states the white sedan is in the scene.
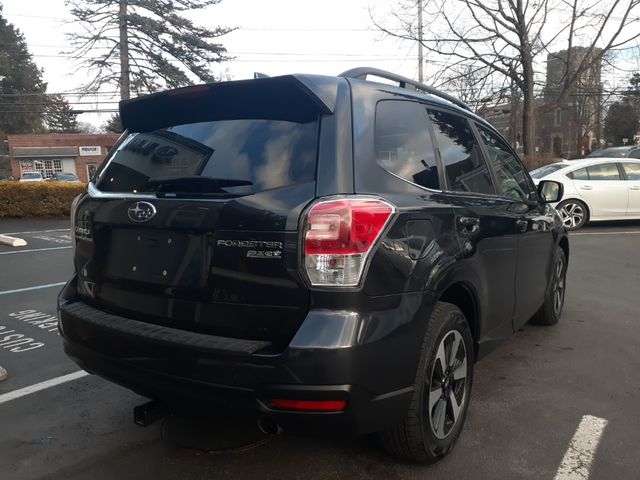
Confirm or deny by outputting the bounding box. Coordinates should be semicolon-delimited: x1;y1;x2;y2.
19;172;44;182
530;157;640;230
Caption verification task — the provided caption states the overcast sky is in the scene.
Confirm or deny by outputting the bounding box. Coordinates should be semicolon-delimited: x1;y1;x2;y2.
3;0;417;127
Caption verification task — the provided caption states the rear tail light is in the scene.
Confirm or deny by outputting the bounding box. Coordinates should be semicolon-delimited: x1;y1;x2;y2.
303;197;395;286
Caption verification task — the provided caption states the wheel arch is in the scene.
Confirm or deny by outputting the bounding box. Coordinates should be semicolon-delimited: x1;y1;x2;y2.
437;281;480;361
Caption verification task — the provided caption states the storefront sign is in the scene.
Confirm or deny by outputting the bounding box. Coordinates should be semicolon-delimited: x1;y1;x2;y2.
79;146;102;156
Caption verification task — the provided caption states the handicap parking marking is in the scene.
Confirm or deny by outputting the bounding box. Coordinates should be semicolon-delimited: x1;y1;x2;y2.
554;415;608;480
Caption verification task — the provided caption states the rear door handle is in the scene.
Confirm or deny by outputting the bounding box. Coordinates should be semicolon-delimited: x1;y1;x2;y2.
630;185;640;190
458;216;480;233
515;219;528;233
579;185;593;190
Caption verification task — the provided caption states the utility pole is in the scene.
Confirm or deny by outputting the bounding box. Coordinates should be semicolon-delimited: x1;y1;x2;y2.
119;0;131;100
417;0;423;83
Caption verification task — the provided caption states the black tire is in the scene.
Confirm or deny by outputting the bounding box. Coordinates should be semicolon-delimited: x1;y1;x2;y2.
529;248;567;326
380;302;474;463
556;199;589;230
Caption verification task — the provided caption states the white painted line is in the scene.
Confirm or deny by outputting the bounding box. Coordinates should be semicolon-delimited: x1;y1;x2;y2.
0;246;72;255
0;282;66;296
0;371;89;405
0;235;27;247
1;228;70;236
554;415;608;480
571;231;640;236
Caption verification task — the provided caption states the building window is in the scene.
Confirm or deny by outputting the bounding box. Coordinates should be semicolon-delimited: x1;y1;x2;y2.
36;159;64;179
86;163;97;181
553;109;561;127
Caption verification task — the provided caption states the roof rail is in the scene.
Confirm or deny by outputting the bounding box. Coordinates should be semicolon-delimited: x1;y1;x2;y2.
339;67;470;112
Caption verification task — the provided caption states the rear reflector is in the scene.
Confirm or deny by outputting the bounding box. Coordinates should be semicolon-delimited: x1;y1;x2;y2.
271;399;347;412
303;197;395;286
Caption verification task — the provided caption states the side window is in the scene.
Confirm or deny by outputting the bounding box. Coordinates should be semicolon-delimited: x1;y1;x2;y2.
622;162;640;180
375;100;439;190
586;163;621;180
629;150;640;159
476;125;536;201
428;109;494;195
569;167;589;180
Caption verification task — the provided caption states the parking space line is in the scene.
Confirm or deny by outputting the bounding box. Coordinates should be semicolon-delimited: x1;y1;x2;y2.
0;371;89;405
0;246;72;256
571;231;640;236
1;228;70;236
0;282;66;296
554;415;608;480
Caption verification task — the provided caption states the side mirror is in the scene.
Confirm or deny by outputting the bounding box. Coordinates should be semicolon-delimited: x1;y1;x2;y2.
538;180;564;203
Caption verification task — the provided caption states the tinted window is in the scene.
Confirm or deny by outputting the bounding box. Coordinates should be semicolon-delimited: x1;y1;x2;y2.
96;119;318;195
622;162;640;180
375;101;439;190
428;110;494;194
629;150;640;159
569;168;589;180
477;125;535;200
586;163;620;180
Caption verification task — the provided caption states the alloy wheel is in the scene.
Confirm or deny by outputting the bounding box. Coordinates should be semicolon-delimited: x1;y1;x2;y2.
558;202;585;229
426;330;467;440
552;256;566;316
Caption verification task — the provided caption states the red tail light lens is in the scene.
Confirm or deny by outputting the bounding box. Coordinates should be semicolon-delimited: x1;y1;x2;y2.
304;197;395;286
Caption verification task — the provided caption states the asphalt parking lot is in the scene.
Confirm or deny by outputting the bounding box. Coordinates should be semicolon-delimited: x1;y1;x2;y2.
0;217;639;480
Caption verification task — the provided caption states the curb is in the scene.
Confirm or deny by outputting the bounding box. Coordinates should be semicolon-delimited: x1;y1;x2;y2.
0;235;27;247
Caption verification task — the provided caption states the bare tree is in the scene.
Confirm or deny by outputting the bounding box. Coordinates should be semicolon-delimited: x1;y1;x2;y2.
66;0;234;100
372;0;640;160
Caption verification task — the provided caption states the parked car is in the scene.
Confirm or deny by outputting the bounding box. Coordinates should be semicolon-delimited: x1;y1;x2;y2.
50;172;82;183
58;68;568;463
530;158;640;229
587;146;640;158
19;172;44;182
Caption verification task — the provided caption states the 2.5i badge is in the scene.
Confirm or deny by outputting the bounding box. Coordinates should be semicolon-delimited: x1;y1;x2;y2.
246;250;282;259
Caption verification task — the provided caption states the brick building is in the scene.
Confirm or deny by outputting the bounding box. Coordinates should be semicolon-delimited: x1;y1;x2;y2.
7;134;121;182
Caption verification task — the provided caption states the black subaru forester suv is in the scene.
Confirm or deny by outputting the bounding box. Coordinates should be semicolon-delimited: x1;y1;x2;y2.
59;68;568;463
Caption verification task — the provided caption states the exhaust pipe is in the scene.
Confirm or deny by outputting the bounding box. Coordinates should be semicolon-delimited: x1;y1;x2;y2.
134;400;168;427
257;415;282;436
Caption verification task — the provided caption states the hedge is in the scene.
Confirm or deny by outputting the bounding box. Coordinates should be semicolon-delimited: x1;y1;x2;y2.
0;182;86;218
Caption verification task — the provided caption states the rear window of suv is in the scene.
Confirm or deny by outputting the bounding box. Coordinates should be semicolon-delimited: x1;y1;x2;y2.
96;119;318;196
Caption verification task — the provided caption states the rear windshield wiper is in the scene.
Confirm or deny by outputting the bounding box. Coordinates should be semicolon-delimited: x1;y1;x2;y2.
145;176;253;194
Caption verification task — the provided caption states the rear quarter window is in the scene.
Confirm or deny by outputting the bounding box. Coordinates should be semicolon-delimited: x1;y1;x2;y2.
374;100;440;190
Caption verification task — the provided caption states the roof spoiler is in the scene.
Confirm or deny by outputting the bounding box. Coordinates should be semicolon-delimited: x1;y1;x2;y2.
120;75;337;132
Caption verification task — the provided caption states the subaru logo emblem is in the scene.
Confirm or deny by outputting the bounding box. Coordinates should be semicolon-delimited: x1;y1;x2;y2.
127;201;156;222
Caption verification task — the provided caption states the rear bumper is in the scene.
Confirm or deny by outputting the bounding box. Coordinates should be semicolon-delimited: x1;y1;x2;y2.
58;278;435;435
